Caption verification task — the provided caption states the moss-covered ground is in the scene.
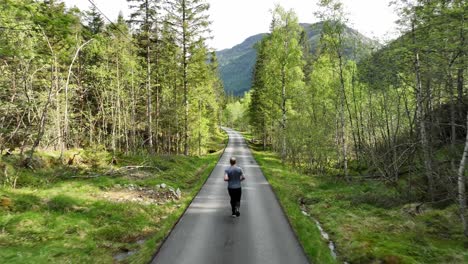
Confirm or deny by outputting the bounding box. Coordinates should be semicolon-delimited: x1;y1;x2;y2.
246;136;468;264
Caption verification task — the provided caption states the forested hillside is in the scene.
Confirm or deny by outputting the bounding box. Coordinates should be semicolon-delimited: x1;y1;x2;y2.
248;0;467;209
217;21;379;96
0;1;226;262
216;33;266;96
0;0;224;158
224;1;467;261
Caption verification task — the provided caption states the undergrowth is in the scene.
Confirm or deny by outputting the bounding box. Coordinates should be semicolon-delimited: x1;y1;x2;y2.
246;135;468;264
0;133;227;263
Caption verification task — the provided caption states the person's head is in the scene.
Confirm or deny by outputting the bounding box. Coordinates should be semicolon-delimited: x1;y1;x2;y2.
230;157;236;166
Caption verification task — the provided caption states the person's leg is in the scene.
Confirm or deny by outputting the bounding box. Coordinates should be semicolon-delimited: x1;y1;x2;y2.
237;188;242;209
228;188;236;215
235;188;241;216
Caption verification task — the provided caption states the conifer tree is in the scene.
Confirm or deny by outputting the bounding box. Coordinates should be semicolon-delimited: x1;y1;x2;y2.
165;0;211;155
127;0;162;152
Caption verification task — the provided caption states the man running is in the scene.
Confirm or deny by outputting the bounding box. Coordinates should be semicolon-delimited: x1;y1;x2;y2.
224;157;245;217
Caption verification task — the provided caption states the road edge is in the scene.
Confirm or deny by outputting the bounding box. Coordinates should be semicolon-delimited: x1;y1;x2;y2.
241;131;312;264
148;130;230;263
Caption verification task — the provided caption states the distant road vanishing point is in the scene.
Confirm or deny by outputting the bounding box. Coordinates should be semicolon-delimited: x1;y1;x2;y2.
151;128;309;264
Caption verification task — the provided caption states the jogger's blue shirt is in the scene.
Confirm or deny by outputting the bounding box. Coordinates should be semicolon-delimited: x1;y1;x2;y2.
225;166;244;189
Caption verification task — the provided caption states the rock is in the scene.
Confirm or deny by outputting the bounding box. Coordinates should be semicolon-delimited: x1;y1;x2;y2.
176;188;182;198
322;232;330;241
300;204;307;212
114;250;136;261
314;220;330;241
403;220;416;230
301;210;309;216
160;183;167;189
402;203;428;216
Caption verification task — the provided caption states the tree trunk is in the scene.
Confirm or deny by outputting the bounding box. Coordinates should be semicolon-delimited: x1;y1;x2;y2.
448;72;457;172
457;10;465;126
198;99;202;156
281;66;287;160
338;52;349;181
457;68;464;120
146;0;154;153
131;68;136;152
29;65;55;164
182;0;189;156
350;67;363;162
457;111;468;237
64;39;93;152
412;21;435;202
55;59;61;153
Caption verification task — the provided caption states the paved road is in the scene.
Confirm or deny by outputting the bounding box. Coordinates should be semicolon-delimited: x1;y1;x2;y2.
151;128;309;264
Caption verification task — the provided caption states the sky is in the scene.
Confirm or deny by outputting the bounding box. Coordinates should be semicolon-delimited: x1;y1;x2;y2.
63;0;400;50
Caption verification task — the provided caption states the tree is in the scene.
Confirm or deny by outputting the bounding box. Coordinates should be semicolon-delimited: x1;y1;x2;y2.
266;5;305;160
316;0;351;180
165;0;211;155
457;111;468;237
127;0;162;153
85;5;104;35
249;38;271;149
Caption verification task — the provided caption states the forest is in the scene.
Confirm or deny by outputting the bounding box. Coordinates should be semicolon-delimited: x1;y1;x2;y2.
0;0;467;263
228;0;468;252
0;0;226;262
0;0;224;159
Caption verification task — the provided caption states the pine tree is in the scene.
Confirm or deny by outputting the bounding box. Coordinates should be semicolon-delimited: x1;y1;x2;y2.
165;0;211;155
85;5;104;35
127;0;162;153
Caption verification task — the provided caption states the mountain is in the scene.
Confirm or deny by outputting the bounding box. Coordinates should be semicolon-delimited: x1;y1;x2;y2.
216;33;267;96
216;22;380;96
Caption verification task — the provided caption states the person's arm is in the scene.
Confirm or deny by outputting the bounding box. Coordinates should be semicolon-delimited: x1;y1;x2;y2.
224;171;229;181
240;168;245;181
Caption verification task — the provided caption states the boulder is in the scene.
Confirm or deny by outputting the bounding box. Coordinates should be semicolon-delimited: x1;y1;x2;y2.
401;203;428;216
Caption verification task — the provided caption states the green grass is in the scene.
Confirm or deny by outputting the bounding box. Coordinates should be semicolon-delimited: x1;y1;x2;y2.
0;132;227;264
246;139;468;264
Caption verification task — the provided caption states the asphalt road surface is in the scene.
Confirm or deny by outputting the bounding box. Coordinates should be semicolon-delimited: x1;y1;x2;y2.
151;128;309;264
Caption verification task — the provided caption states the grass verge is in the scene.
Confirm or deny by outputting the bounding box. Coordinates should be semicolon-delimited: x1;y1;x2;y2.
246;136;468;264
0;133;227;264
